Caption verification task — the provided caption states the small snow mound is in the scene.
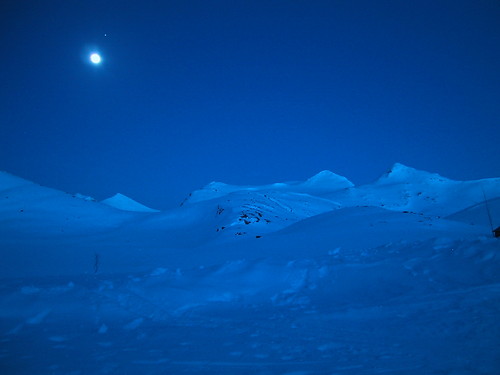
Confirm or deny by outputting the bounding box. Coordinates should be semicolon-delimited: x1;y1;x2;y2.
101;193;159;213
304;170;354;190
377;163;449;184
187;181;235;203
204;181;233;194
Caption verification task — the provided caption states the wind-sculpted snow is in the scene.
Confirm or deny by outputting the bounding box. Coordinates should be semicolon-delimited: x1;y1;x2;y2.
1;166;499;374
1;237;499;374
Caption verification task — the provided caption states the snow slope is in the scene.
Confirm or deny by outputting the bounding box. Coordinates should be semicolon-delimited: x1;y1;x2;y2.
0;172;138;237
101;193;160;213
446;197;500;228
0;166;499;374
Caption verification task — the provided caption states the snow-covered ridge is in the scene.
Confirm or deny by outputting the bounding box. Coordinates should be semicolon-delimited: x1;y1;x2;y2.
1;164;498;260
185;170;353;204
310;163;500;218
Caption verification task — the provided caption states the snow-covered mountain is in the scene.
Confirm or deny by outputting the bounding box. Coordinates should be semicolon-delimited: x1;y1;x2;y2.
0;171;136;236
0;165;498;276
325;163;500;216
1;165;499;374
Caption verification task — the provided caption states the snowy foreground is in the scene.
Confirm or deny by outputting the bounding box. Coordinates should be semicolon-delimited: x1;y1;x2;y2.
1;164;499;374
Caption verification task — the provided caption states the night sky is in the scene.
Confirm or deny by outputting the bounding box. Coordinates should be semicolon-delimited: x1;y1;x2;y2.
1;1;499;209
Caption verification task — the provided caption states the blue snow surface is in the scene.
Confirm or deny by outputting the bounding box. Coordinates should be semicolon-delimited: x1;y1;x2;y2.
1;163;499;374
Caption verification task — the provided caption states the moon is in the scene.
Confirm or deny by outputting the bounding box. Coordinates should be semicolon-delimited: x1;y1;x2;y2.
90;53;102;64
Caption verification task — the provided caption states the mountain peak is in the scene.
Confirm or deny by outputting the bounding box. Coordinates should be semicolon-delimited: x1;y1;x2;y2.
376;163;449;184
304;170;354;189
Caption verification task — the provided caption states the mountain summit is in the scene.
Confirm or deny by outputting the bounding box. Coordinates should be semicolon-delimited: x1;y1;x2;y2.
376;163;449;184
302;170;354;190
376;163;450;184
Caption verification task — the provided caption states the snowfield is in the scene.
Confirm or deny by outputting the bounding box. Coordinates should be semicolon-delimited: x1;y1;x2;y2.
0;164;499;374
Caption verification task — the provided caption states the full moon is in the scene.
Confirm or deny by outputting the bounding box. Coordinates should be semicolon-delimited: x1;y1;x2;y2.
90;53;101;64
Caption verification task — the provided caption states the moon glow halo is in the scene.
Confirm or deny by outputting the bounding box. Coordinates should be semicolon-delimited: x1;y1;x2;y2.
90;53;102;64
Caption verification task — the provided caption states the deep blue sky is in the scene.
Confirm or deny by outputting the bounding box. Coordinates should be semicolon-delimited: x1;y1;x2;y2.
1;1;499;209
